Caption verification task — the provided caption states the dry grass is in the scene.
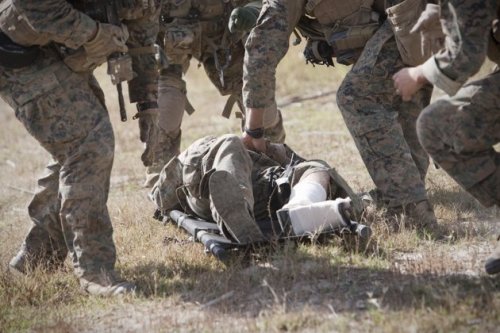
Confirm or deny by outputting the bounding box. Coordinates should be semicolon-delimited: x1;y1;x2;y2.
0;46;499;332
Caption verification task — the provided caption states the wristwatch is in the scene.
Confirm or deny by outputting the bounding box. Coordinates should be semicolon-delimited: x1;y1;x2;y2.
244;127;264;139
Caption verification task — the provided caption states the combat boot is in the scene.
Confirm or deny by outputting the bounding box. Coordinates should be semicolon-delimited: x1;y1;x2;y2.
385;200;440;235
209;170;266;244
485;237;500;275
9;242;66;275
406;200;439;230
80;270;136;297
143;129;181;188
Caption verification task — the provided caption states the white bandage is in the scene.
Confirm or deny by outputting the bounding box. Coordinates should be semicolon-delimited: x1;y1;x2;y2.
284;180;327;209
285;198;351;236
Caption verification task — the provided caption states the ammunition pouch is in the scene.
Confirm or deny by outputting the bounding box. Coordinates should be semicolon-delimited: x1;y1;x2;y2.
0;31;40;69
386;0;427;66
304;0;379;65
325;22;380;65
162;20;202;62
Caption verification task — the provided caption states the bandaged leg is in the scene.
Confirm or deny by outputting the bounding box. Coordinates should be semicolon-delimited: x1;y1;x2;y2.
278;170;352;236
278;198;352;236
284;181;327;208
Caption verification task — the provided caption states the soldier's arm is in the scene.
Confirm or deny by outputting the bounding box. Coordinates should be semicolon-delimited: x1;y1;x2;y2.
420;0;497;95
393;0;497;100
12;0;98;48
242;0;296;111
120;5;161;103
242;0;303;151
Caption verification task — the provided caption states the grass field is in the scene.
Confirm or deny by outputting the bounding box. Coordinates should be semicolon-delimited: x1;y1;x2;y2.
0;46;499;332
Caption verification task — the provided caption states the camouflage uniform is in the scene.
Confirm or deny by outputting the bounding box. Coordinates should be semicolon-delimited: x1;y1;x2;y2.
417;0;500;207
150;134;359;241
147;0;285;183
0;0;160;286
243;0;436;223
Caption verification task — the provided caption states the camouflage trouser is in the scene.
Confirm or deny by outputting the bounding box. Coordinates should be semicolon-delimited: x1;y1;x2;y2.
337;22;432;208
417;68;500;207
0;50;116;278
176;135;255;220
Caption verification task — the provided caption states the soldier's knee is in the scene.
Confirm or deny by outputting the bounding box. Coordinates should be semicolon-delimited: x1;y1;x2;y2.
417;100;451;151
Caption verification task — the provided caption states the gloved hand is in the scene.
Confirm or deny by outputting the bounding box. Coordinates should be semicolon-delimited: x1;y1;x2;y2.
133;107;159;167
64;22;129;72
410;4;445;57
84;22;129;58
228;5;260;33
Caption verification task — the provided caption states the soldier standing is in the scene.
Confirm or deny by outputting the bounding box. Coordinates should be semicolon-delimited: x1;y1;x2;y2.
241;0;439;231
0;0;161;295
143;0;286;187
393;0;500;274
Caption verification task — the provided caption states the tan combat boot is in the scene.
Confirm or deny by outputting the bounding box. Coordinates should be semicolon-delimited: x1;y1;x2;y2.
209;170;266;244
385;200;441;235
80;270;136;297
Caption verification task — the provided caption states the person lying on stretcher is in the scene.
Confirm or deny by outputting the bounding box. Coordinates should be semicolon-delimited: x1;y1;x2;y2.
149;134;369;244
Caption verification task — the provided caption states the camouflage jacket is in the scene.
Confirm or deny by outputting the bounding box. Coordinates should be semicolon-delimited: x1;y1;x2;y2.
242;0;427;109
159;0;254;96
421;0;499;96
2;0;161;102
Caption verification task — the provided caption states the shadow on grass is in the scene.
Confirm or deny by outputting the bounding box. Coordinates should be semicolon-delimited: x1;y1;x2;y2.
122;242;500;318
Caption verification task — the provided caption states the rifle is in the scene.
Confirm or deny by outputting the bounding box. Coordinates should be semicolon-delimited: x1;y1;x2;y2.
69;0;133;121
105;1;133;122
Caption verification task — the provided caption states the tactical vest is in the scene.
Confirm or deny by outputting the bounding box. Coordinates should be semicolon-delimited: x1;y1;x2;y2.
300;0;381;65
160;0;236;62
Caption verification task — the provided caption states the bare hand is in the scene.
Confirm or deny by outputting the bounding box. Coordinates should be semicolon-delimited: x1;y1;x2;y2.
392;66;428;102
241;132;267;153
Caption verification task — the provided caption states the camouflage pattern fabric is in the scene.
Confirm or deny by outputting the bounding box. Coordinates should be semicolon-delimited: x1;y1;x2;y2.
243;0;306;109
151;0;285;177
337;22;432;207
243;0;433;209
150;134;358;234
0;0;160;278
420;0;499;96
417;0;500;207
